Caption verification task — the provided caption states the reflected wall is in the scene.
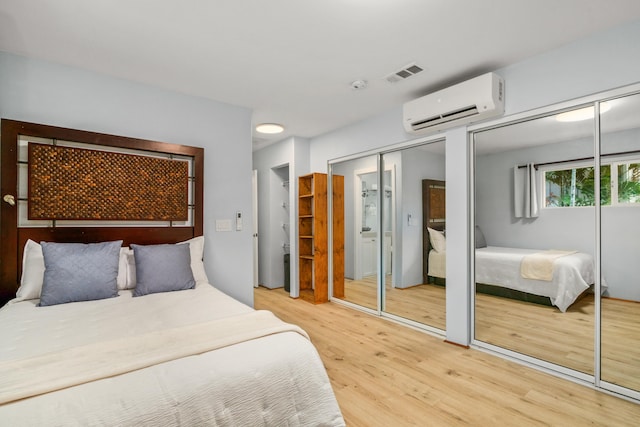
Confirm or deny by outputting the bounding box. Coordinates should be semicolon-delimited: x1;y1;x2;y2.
473;92;640;396
600;93;640;392
474;109;596;374
329;139;447;331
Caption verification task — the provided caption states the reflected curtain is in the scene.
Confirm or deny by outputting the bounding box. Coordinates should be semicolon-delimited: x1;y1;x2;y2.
514;163;539;218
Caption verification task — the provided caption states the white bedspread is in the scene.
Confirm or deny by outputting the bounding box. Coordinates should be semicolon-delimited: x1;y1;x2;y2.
475;246;603;312
0;284;344;426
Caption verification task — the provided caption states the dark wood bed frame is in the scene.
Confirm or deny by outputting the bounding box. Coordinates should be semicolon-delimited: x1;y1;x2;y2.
422;179;445;284
0;119;204;305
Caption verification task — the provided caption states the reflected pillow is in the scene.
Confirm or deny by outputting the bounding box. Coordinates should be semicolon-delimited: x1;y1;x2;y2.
39;241;122;307
131;243;195;297
475;225;488;249
427;227;446;253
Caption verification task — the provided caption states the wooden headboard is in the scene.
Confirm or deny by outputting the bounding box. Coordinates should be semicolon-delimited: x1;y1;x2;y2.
422;179;445;284
0;119;204;304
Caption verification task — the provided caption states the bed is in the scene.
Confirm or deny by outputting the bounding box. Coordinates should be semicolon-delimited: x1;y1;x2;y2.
427;241;602;312
0;120;344;426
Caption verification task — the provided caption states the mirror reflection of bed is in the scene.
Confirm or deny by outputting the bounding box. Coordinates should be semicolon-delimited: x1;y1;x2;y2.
472;94;640;392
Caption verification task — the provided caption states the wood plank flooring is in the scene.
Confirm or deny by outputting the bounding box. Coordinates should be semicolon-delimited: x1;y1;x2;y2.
338;277;640;390
339;275;447;330
255;286;640;426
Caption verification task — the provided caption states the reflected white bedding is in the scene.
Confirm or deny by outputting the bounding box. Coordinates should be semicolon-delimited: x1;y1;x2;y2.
428;250;446;279
429;246;602;312
0;284;344;426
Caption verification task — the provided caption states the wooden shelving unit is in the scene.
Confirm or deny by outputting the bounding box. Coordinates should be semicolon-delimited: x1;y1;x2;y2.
332;174;345;299
299;172;347;304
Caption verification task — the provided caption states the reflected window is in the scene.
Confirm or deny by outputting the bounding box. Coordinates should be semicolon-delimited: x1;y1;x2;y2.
543;158;640;207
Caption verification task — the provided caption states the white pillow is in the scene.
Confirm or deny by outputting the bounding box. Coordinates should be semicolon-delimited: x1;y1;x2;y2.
427;227;446;253
178;235;209;284
17;240;129;299
16;239;46;301
124;235;209;288
116;247;130;290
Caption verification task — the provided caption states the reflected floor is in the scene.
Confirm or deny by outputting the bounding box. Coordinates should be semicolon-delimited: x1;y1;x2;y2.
338;280;639;391
476;293;640;391
338;276;446;330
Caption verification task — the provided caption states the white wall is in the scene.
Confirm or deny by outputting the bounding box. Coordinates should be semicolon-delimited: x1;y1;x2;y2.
252;136;310;294
398;148;445;288
308;18;640;345
0;51;255;306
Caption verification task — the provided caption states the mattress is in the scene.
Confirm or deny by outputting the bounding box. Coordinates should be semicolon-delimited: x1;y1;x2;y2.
475;246;603;312
428;246;602;311
0;284;344;426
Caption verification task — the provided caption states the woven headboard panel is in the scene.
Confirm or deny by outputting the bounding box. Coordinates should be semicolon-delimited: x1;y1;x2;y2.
0;119;204;304
28;143;189;221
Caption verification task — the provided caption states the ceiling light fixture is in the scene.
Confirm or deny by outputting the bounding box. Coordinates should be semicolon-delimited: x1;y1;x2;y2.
556;102;611;122
255;123;285;134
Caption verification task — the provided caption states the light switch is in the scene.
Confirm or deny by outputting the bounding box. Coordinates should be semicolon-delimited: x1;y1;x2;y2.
215;219;233;232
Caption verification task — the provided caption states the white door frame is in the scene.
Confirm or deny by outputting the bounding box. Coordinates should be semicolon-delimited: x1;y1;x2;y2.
354;167;375;280
252;169;259;288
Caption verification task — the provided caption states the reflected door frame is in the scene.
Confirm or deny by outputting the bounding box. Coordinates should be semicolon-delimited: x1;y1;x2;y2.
354;167;375;280
353;166;396;284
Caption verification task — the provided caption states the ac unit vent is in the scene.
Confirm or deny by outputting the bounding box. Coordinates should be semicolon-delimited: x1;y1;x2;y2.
410;105;479;132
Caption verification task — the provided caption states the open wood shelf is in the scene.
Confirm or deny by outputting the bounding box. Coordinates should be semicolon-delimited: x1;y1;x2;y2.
298;172;344;304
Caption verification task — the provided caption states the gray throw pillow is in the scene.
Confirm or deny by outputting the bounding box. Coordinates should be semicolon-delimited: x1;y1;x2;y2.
475;225;488;248
39;240;122;307
131;243;195;297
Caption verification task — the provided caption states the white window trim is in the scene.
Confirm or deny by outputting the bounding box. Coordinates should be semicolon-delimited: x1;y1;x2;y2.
540;156;640;209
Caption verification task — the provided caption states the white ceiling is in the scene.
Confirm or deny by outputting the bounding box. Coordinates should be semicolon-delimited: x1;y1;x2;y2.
2;1;640;150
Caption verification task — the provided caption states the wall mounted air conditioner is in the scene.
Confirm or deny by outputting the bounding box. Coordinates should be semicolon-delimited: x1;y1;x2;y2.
403;72;504;134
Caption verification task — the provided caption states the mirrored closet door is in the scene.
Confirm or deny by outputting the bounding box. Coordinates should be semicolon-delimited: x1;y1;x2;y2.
599;93;640;393
473;108;596;375
330;154;380;311
380;141;446;330
329;139;447;332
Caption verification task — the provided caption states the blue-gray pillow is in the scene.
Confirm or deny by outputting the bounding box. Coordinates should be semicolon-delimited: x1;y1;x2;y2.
131;243;195;297
39;240;122;307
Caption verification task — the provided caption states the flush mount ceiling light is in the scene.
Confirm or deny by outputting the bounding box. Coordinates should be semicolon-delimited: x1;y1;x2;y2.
255;123;285;134
556;102;611;122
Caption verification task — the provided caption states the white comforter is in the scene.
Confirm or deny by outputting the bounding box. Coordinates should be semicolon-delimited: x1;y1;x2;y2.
475;246;603;312
0;284;344;426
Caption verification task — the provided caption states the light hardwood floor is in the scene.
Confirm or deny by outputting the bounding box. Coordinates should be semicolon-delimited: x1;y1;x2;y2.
255;286;640;426
339;276;447;330
339;278;640;390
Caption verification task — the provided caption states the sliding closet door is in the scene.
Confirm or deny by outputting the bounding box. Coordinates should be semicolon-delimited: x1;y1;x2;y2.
330;154;380;311
473;109;596;375
600;94;640;393
381;141;446;330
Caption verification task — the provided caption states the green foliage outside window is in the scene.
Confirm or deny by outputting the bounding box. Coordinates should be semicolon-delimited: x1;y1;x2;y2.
545;166;610;207
545;161;640;207
618;163;640;203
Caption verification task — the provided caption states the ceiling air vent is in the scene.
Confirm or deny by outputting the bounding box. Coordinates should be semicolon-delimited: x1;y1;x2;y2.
385;63;424;83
